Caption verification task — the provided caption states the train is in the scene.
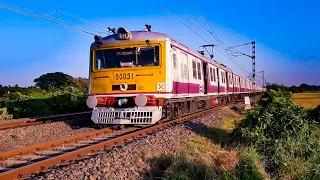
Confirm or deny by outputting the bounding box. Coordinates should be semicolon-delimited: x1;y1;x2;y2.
86;25;263;125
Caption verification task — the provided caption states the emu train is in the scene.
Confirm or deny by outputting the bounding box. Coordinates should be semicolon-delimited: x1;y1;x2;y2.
86;26;263;124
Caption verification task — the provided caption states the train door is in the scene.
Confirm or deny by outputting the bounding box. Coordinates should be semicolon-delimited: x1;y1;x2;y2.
180;52;189;96
173;52;189;95
217;68;220;93
226;71;229;93
172;52;178;95
202;62;208;94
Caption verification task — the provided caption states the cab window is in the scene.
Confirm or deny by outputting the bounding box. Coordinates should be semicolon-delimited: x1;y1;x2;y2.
95;46;160;69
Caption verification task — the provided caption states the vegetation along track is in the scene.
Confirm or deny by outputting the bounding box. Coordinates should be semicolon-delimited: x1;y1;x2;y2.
0;112;91;131
0;102;241;179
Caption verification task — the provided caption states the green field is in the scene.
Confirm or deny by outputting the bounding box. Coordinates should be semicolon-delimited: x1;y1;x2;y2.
292;93;320;108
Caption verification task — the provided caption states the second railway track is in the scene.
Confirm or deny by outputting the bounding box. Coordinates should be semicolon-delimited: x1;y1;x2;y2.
0;112;91;131
0;103;239;179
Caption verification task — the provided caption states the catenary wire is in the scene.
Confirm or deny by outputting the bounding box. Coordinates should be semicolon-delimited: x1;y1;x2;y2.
0;2;98;35
1;1;107;35
184;0;251;75
154;0;251;75
187;0;228;51
26;0;108;29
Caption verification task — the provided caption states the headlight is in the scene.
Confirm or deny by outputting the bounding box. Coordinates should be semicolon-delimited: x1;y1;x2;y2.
86;96;98;108
135;94;147;107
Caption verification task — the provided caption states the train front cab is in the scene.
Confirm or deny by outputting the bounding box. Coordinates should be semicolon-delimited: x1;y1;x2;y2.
86;34;169;125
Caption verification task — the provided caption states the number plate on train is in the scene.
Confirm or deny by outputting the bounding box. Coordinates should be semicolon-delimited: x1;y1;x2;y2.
113;72;135;82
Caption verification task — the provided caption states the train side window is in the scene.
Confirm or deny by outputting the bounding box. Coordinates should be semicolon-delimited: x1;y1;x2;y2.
197;62;201;80
181;63;184;77
192;60;197;79
213;68;216;82
210;68;213;81
221;72;223;83
221;72;224;83
173;54;176;68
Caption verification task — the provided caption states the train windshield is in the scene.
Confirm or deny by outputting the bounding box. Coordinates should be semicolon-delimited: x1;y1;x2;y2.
94;46;160;69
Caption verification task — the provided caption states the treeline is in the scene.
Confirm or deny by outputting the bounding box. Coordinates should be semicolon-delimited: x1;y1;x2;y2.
266;83;320;93
0;72;89;119
288;83;320;93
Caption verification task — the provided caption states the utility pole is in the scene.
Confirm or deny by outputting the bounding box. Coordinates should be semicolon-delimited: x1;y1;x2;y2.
226;41;256;88
252;41;256;88
257;70;265;88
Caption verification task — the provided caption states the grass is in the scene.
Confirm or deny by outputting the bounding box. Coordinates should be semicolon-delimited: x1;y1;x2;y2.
205;108;244;143
292;93;320;108
147;107;268;180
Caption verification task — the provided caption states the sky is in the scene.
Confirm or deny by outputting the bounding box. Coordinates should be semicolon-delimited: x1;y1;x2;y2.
0;0;319;87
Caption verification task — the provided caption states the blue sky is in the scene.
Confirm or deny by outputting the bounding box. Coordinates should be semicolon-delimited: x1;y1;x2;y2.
0;0;319;87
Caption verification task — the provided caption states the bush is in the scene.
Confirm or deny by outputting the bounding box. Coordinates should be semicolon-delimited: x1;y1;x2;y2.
0;107;13;121
0;86;89;118
309;105;320;123
231;88;320;179
237;149;265;180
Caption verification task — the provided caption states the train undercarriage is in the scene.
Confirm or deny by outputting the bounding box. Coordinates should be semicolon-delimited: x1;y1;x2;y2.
90;93;261;125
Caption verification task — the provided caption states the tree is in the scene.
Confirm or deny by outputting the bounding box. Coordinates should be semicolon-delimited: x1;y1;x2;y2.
33;72;75;90
73;77;88;93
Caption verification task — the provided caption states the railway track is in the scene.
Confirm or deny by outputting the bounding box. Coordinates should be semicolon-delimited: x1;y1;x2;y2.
0;112;91;131
0;103;238;180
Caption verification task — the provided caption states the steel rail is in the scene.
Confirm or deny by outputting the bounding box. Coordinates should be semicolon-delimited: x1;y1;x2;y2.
0;104;236;179
0;126;120;160
0;111;91;131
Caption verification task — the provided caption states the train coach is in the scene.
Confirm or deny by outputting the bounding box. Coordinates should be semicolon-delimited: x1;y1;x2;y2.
86;25;263;125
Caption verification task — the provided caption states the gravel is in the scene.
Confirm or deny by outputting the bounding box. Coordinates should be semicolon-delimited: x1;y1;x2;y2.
28;104;245;180
0;119;105;153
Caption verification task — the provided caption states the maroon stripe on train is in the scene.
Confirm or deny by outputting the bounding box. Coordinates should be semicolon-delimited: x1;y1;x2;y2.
88;82;242;96
172;81;200;94
220;86;226;92
208;84;219;93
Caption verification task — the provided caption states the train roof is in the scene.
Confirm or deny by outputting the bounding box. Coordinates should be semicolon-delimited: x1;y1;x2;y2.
91;29;252;82
90;30;170;48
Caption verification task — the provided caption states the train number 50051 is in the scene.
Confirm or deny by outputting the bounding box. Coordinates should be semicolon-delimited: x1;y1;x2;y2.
115;73;134;81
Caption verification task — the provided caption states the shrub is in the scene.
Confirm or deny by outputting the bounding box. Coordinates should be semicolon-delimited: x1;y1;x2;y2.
0;86;89;118
0;107;13;121
309;104;320;123
236;147;266;180
231;89;320;178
